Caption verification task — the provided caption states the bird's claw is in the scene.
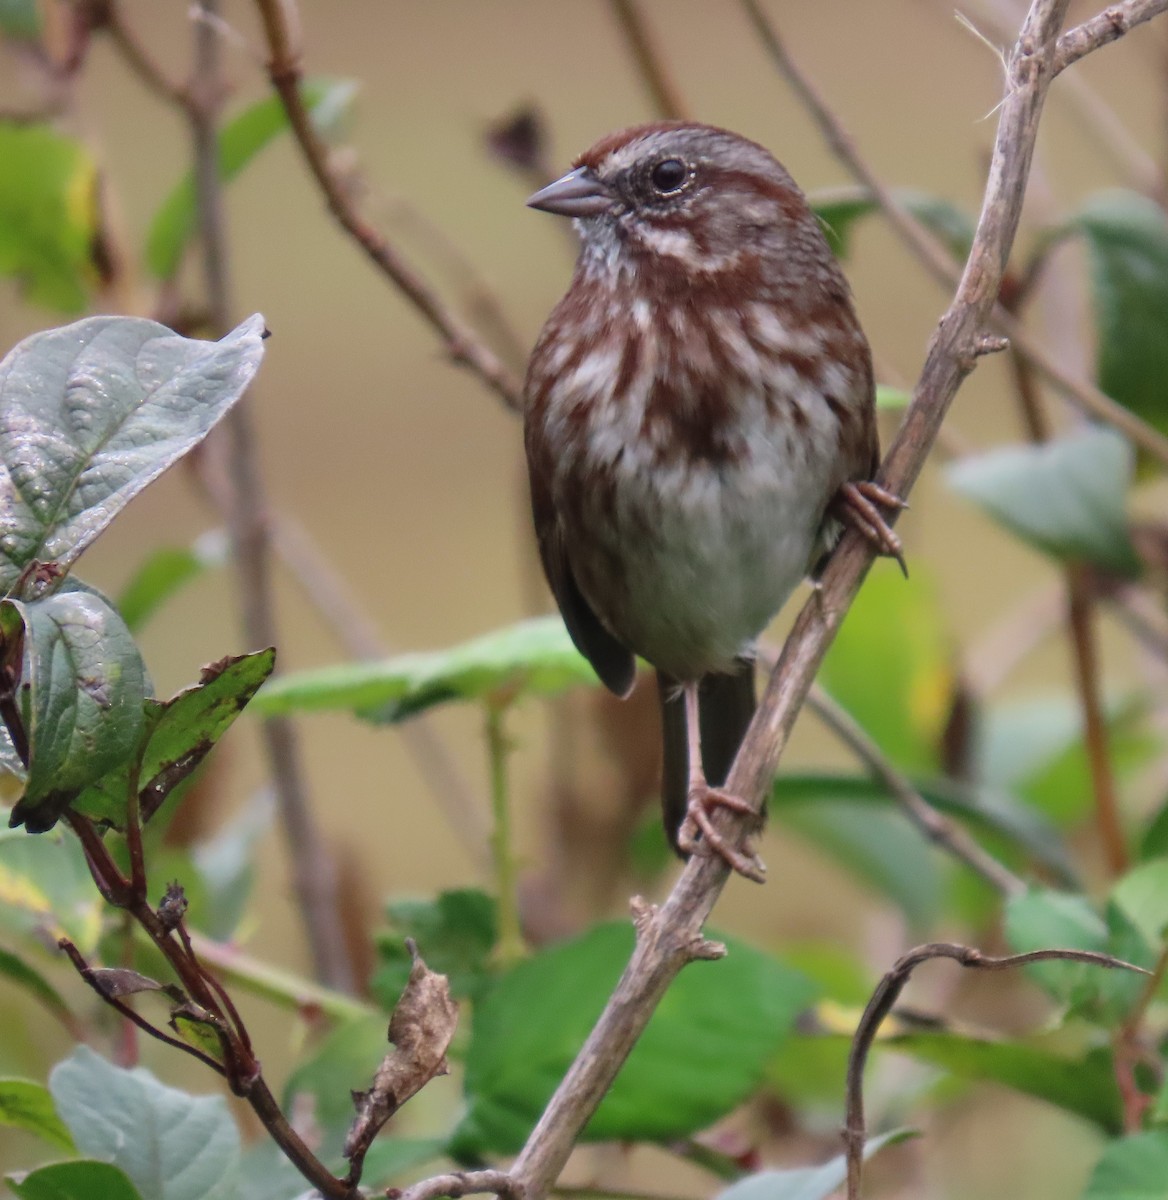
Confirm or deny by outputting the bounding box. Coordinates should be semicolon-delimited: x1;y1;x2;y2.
832;480;908;576
677;786;767;883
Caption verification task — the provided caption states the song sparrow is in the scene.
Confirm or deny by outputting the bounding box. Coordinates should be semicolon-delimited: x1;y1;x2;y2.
523;122;903;880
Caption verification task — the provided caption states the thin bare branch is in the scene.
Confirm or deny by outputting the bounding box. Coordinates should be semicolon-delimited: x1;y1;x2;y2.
188;0;354;991
1054;0;1168;73
250;0;523;411
607;0;691;120
740;0;1168;466
807;686;1027;896
99;0;190;107
844;942;1148;1198
397;1169;524;1200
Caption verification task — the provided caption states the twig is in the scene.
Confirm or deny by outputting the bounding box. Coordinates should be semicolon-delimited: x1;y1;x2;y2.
807;686;1027;896
505;3;1114;1195
1066;563;1128;873
187;0;354;991
739;0;1168;467
396;1169;525;1200
843;942;1147;1198
58;937;228;1076
1054;0;1168;72
1113;942;1168;1130
250;0;523;412
607;0;691;120
99;0;190;107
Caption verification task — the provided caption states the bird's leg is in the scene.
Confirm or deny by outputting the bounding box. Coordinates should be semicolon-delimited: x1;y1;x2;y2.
676;682;767;883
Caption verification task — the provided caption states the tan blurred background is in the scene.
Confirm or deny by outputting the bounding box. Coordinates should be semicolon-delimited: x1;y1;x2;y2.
2;1;1165;1194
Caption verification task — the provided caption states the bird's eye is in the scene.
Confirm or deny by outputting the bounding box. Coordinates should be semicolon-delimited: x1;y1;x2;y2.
649;158;688;194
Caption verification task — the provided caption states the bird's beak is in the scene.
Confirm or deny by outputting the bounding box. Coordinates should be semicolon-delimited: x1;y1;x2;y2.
526;166;616;218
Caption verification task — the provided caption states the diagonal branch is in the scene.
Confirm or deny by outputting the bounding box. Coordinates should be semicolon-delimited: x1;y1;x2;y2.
1054;0;1168;73
505;2;1090;1196
806;686;1027;896
250;0;523;412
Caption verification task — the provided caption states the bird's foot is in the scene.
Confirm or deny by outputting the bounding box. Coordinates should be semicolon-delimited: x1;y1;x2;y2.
831;480;908;576
677;785;767;883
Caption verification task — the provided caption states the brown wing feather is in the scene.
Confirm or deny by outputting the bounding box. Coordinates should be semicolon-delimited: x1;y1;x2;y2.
526;435;636;699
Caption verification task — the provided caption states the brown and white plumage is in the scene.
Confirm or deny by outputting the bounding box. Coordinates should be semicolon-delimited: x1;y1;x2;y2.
523;122;901;876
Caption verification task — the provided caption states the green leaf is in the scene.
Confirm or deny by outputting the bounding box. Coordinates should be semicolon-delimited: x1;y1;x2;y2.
372;888;497;1006
117;533;227;633
1112;859;1168;952
0;314;267;592
0;0;40;36
1068;190;1168;437
820;567;952;772
0;819;103;950
776;797;940;928
946;428;1141;577
73;648;276;828
879;1029;1123;1133
5;590;149;831
1083;1131;1168;1199
146;80;357;279
0;1078;76;1152
8;1161;144;1200
255;616;598;720
875;385;910;410
452;922;816;1156
49;1046;241;1200
0;123;98;312
715;1129;917;1200
0;947;74;1028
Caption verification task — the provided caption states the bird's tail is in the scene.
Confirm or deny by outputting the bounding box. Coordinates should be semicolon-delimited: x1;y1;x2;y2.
657;658;757;855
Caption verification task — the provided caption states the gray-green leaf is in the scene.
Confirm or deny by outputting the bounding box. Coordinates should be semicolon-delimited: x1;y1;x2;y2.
946;427;1140;577
0;314;266;592
49;1046;241;1200
1068;190;1168;437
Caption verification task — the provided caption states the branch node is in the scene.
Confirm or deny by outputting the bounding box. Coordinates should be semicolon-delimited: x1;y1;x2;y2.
975;332;1010;356
687;935;727;962
629;895;658;938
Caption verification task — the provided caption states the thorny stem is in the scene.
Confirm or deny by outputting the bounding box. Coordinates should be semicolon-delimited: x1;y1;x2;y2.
251;0;523;412
487;704;526;966
843;943;1147;1199
187;0;354;991
607;0;691;120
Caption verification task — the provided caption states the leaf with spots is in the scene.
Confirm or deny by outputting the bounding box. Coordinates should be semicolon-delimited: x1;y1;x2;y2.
73;648;276;829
